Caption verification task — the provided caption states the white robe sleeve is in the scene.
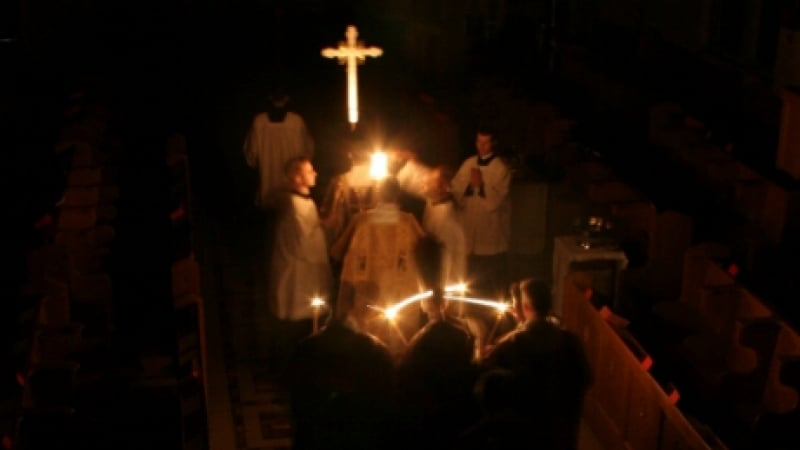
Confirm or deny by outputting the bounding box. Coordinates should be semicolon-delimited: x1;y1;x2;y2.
477;161;511;212
396;159;433;198
450;159;472;205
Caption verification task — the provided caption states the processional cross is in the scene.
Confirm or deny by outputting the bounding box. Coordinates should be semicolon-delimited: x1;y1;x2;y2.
322;25;383;130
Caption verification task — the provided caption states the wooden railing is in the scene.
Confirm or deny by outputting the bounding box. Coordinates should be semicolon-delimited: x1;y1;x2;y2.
561;271;723;450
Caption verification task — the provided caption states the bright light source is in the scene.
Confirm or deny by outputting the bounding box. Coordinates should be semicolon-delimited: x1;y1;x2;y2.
370;151;389;180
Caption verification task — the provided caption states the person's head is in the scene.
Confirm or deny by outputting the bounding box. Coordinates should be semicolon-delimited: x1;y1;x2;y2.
475;125;497;157
377;177;401;204
424;165;454;200
268;85;289;107
284;156;317;193
519;278;552;322
266;85;290;122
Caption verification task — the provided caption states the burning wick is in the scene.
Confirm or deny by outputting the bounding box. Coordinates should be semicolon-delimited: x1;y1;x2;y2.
311;296;326;334
369;151;389;180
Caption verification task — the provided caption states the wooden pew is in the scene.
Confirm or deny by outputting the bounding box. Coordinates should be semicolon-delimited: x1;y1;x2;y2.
647;210;694;302
562;271;724;450
610;200;657;268
751;323;800;449
653;245;736;333
761;324;800;415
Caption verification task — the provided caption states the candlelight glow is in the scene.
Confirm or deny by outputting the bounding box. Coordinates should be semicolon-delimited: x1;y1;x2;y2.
374;284;505;321
369;151;389;180
311;297;326;308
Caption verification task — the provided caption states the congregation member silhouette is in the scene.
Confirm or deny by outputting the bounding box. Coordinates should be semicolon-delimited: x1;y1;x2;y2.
482;278;591;450
394;236;478;449
287;290;394;450
457;368;530;450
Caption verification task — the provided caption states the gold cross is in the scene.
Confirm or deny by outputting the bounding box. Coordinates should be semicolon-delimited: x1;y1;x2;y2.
322;26;383;130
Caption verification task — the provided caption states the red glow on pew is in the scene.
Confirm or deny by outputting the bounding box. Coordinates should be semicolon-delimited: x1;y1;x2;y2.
667;387;681;405
640;355;653;371
2;434;13;449
727;263;739;278
583;288;593;301
15;372;24;387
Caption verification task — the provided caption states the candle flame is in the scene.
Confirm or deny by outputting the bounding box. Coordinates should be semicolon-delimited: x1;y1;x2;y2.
369;151;389;180
311;297;326;308
373;283;506;321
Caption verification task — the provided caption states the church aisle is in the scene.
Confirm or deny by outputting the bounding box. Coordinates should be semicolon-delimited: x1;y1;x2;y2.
195;200;294;450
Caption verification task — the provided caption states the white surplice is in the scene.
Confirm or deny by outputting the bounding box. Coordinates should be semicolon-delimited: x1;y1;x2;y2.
269;191;332;321
243;112;314;207
451;154;511;255
422;197;468;286
395;159;434;199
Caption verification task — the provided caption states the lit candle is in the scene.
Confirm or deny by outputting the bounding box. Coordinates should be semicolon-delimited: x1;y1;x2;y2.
369;151;389;180
311;296;325;334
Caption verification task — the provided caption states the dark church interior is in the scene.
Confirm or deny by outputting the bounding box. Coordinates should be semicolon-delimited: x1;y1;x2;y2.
3;0;800;449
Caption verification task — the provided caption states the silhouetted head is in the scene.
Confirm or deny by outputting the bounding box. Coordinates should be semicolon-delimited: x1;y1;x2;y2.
520;278;552;321
266;85;289;122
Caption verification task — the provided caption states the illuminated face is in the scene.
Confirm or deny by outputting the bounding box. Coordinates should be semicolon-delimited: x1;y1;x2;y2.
297;161;318;188
475;133;494;157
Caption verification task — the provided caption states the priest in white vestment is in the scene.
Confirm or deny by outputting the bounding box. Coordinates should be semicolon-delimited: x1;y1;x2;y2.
268;157;332;372
243;88;314;208
451;128;511;298
330;178;425;354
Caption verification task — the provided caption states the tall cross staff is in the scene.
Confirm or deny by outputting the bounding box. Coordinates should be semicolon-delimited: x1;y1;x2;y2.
322;25;383;130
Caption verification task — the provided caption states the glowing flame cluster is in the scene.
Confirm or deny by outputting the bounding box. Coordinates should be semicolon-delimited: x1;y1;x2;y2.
377;283;507;320
369;151;389;180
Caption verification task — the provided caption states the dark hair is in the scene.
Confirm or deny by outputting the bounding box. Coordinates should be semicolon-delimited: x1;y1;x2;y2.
268;84;289;102
476;123;497;139
284;155;311;177
521;278;552;316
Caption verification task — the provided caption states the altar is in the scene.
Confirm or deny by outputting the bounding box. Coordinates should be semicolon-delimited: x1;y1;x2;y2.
552;235;628;316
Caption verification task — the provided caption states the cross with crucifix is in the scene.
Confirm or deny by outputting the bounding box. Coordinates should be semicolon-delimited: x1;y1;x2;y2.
322;25;383;131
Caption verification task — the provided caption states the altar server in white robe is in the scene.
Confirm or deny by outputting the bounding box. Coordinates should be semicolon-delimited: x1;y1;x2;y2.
269;156;332;321
421;165;468;288
393;152;467;288
451;127;511;299
243;87;314;208
268;157;332;374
